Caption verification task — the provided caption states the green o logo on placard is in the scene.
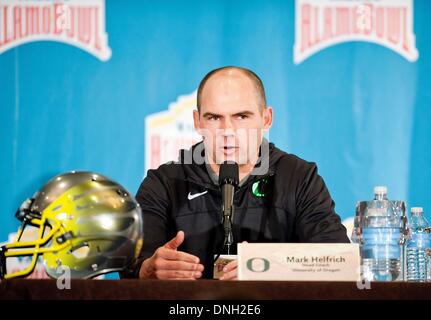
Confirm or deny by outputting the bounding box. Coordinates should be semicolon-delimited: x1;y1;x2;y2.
246;258;270;272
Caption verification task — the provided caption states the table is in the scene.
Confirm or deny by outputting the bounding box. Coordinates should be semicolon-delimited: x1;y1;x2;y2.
1;279;430;300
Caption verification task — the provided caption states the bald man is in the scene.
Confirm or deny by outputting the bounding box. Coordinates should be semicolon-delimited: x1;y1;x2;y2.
122;66;349;280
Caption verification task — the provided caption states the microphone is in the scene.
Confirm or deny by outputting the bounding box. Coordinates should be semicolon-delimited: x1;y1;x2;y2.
218;161;239;254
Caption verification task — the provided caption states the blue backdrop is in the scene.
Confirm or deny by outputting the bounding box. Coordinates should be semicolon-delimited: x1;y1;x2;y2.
1;0;430;244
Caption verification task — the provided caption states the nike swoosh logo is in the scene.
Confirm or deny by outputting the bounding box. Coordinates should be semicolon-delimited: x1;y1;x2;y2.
187;190;208;200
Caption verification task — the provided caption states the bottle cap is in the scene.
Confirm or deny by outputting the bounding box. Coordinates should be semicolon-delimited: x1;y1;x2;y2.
374;186;387;195
411;207;423;214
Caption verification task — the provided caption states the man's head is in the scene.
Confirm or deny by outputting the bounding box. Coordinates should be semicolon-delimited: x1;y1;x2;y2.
193;66;273;168
196;66;267;113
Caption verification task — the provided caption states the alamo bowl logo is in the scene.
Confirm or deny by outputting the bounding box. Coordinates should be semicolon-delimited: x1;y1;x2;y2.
0;0;111;61
294;0;419;64
145;91;201;172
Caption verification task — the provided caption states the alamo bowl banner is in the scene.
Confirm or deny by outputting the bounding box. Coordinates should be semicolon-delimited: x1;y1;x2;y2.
0;0;430;278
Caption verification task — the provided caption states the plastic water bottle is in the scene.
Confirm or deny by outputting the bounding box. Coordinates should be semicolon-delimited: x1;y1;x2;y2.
428;252;431;281
352;186;405;281
406;207;431;282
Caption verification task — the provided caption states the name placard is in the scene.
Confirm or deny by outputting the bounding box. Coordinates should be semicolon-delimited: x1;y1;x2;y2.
237;243;360;281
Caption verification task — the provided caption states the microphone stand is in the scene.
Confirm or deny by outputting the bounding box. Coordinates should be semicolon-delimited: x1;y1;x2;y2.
221;175;236;255
216;161;238;262
223;200;234;254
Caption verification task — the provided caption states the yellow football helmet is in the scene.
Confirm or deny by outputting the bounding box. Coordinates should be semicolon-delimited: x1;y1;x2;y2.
0;171;143;279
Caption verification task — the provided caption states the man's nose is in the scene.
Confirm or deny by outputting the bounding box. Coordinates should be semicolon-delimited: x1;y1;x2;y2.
220;117;235;135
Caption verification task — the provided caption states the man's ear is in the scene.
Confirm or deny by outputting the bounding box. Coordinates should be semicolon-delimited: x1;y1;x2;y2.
263;106;273;130
193;110;201;134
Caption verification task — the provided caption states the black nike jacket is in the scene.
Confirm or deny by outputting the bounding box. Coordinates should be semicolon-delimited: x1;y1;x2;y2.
121;141;349;279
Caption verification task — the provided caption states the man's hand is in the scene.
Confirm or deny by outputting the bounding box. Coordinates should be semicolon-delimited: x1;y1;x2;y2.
219;259;237;280
139;231;204;280
219;241;248;281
